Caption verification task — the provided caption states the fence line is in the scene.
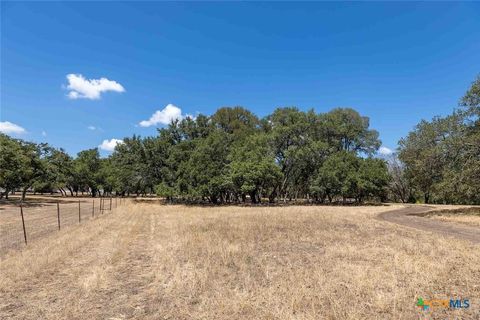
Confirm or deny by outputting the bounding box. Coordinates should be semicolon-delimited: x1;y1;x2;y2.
0;197;125;255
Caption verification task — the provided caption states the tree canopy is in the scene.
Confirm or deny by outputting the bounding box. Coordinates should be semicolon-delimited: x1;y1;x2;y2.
1;74;478;204
0;107;388;204
397;75;480;204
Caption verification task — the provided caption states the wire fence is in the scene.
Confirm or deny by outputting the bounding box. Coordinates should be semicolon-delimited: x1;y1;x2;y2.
0;197;126;255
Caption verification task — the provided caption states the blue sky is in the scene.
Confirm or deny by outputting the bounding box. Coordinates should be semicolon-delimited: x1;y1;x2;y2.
1;2;479;157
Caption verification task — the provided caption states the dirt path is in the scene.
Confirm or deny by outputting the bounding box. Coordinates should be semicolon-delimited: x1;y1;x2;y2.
377;205;480;244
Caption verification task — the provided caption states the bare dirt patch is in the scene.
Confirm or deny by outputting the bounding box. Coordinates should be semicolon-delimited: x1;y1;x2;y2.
1;204;479;319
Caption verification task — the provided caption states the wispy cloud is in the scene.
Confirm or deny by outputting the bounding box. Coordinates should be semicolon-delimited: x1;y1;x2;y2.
139;104;183;127
41;130;47;137
65;74;125;100
87;125;96;130
378;146;393;156
98;138;123;152
0;121;26;135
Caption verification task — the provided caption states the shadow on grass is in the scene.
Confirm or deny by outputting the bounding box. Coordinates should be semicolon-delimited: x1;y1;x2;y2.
131;198;390;207
0;196;95;208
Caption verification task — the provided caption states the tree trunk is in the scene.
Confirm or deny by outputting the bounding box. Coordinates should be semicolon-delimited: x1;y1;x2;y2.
21;187;29;201
210;195;218;204
268;189;277;203
250;191;257;204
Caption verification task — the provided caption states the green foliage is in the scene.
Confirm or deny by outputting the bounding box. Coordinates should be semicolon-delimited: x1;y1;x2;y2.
0;134;30;198
0;107;386;203
310;151;359;202
398;75;480;204
461;74;480;116
110;135;150;196
211;106;260;136
321;108;380;154
4;75;478;204
229;133;282;203
183;130;232;202
155;183;175;199
357;158;390;202
0;106;389;203
74;148;102;196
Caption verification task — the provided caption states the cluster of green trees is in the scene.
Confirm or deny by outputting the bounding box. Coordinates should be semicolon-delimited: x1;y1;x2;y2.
0;138;111;200
395;75;480;204
109;106;389;204
1;75;478;204
0;107;389;203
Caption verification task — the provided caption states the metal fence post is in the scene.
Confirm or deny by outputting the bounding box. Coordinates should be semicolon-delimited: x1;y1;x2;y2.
92;199;95;217
78;200;81;223
57;202;61;230
20;205;27;245
109;197;112;211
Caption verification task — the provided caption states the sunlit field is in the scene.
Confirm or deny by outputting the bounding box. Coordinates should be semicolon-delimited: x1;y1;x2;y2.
1;202;479;319
422;207;480;228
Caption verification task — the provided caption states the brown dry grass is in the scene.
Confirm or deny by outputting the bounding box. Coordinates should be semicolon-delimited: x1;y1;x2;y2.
431;215;480;228
0;197;119;254
1;203;479;319
424;207;480;228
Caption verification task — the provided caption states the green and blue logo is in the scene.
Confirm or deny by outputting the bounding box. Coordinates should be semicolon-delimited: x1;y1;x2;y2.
417;297;470;311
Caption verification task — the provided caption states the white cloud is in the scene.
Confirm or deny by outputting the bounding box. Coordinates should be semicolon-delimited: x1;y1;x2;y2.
65;74;125;100
378;146;393;156
139;104;183;127
87;125;96;130
98;138;124;152
0;121;26;135
41;131;47;137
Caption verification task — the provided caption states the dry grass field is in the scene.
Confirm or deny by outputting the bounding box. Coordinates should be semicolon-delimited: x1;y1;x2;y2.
0;196;117;255
1;202;479;319
424;207;480;228
431;215;480;228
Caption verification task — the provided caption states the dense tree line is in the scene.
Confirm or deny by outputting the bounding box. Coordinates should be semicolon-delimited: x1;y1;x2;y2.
0;138;112;200
1;75;478;204
0;107;389;203
111;106;389;204
394;75;480;204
